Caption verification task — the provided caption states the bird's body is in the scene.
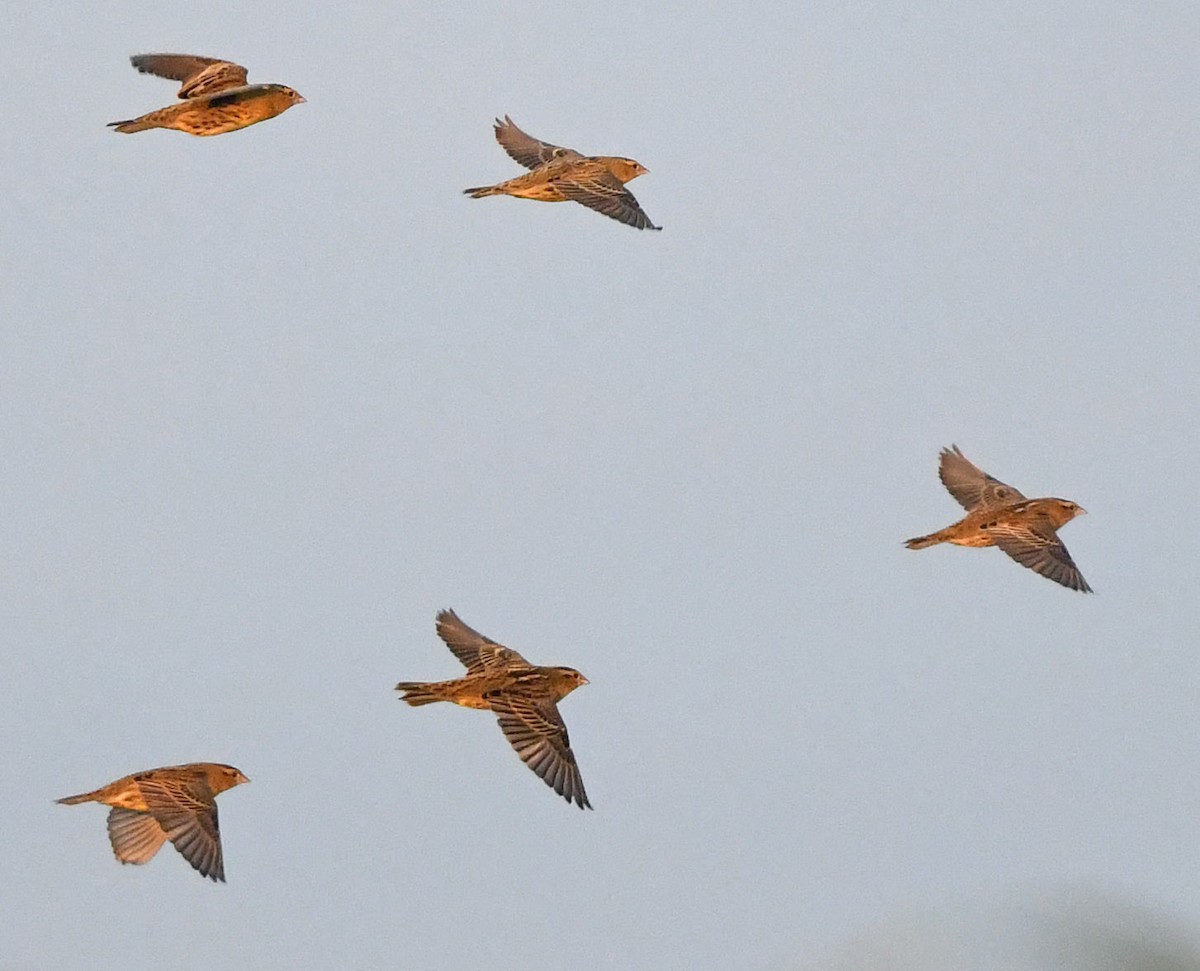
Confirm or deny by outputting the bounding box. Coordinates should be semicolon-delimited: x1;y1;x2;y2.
109;54;304;136
464;116;660;230
465;171;571;203
905;445;1091;592
396;609;592;809
398;665;586;711
57;762;249;882
906;499;1083;550
465;158;578;203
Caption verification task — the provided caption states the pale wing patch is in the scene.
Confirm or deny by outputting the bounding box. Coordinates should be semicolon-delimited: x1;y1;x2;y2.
177;62;249;98
138;776;212;815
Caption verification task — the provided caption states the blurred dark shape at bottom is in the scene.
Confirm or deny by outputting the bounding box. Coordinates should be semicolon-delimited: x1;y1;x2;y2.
799;889;1200;971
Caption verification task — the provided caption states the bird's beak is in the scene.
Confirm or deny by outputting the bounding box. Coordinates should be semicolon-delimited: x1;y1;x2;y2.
581;677;590;685
239;772;251;784
1076;507;1088;516
297;95;307;104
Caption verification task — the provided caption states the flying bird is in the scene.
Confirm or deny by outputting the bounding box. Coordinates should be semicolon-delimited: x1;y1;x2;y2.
108;54;304;136
57;762;249;881
464;116;660;230
396;609;592;809
905;445;1091;592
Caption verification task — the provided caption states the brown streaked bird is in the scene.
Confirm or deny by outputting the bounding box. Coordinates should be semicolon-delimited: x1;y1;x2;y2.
57;762;249;881
108;54;304;136
396;609;592;809
905;444;1092;592
464;116;660;230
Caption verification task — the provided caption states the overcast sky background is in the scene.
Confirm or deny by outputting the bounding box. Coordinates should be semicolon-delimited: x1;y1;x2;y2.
1;1;1198;968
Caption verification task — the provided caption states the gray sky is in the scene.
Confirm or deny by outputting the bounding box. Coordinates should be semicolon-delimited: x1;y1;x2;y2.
2;0;1199;968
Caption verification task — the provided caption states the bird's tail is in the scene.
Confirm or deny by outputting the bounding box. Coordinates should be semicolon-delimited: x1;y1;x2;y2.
395;682;449;706
904;529;949;550
462;185;502;199
56;789;101;805
107;116;158;134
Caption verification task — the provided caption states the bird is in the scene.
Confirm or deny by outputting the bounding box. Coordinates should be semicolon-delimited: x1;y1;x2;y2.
108;54;304;136
57;762;249;881
905;445;1092;592
396;609;592;809
464;116;660;230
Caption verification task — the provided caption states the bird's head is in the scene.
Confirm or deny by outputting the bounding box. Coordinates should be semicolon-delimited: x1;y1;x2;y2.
1048;499;1087;526
606;157;650;183
206;764;251;793
549;667;590;698
271;85;306;106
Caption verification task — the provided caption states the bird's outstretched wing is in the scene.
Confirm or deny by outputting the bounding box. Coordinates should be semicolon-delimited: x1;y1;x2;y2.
436;609;528;672
554;167;661;230
938;445;1026;510
105;807;169;865
490;692;591;809
991;519;1091;592
139;775;227;881
130;54;249;98
494;116;583;169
